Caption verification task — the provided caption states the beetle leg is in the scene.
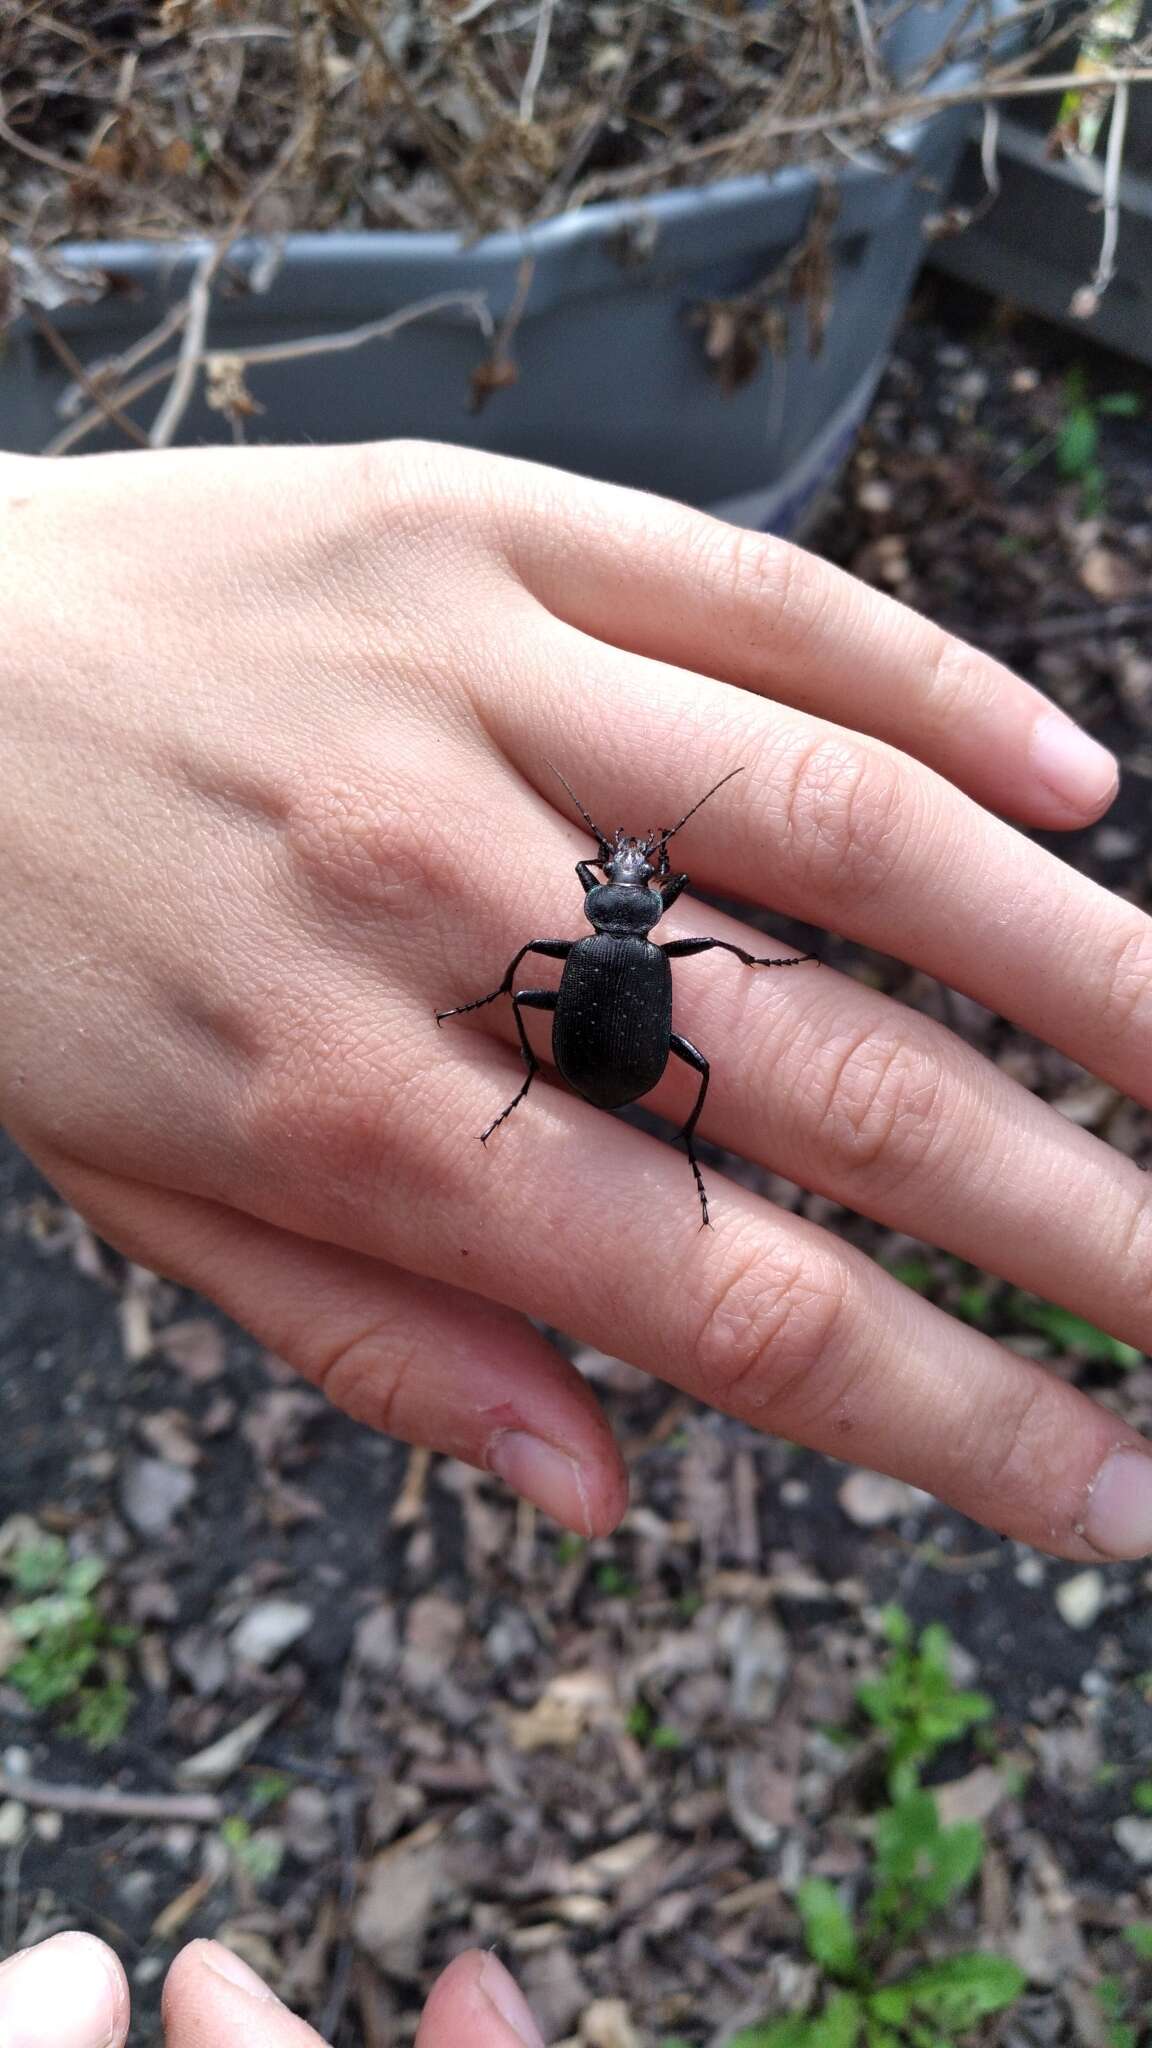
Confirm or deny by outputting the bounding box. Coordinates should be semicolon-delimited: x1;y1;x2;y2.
658;870;690;911
436;940;572;1023
576;862;601;895
669;1032;712;1230
480;989;557;1144
663;936;814;967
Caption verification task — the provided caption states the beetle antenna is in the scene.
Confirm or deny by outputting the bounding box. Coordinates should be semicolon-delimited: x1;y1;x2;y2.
657;766;745;850
546;762;612;854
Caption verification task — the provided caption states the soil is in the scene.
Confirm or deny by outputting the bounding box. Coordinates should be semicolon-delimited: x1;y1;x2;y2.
2;275;1152;2046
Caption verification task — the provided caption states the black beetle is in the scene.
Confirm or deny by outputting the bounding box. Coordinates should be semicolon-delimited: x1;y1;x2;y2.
436;766;816;1226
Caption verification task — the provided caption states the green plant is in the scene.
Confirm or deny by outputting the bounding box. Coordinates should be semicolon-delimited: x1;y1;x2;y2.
1003;366;1141;517
626;1701;684;1749
221;1815;285;1888
725;1794;1023;2048
1007;1295;1141;1370
2;1537;135;1748
857;1609;992;1800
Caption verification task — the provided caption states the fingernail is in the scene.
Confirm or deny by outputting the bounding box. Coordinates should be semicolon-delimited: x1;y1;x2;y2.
1084;1449;1152;1559
487;1430;592;1536
1030;710;1118;814
479;1953;546;2048
197;1943;278;2004
0;1933;124;2048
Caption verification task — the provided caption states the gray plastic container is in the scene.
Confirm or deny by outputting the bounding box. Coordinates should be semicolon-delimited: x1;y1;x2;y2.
1;5;999;533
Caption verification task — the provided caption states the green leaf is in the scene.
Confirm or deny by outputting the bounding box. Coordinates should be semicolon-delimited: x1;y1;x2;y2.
1122;1923;1152;1960
797;1879;859;1978
895;1954;1025;2027
864;2027;901;2048
1009;1298;1141;1367
808;1993;862;2048
5;1535;69;1593
726;2023;812;2048
1056;409;1098;478
868;1987;913;2025
1098;392;1141;416
880;1606;911;1648
1132;1781;1152;1815
888;1258;934;1294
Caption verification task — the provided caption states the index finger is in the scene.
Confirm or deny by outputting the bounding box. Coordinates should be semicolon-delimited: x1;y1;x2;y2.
482;452;1119;829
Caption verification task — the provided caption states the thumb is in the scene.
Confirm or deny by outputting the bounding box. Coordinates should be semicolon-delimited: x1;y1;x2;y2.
417;1950;547;2048
162;1942;327;2048
0;1932;129;2048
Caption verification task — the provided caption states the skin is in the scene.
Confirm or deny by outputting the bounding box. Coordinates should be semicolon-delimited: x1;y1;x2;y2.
0;1930;545;2048
3;438;1152;1560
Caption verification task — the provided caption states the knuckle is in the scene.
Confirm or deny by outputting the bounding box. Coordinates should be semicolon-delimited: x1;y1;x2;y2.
798;1024;945;1183
314;1320;419;1438
691;1230;849;1429
920;629;1002;735
773;732;910;906
1092;920;1152;1052
970;1374;1049;1508
703;523;831;651
285;769;458;921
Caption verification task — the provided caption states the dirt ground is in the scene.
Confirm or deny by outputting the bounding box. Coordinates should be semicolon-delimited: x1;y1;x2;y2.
2;274;1152;2048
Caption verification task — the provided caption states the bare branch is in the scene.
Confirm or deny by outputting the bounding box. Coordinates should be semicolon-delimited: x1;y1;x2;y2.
519;0;557;125
1070;79;1130;319
0;1772;222;1824
149;246;214;448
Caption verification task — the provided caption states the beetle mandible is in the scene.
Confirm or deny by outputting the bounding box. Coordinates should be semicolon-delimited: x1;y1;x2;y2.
436;765;817;1227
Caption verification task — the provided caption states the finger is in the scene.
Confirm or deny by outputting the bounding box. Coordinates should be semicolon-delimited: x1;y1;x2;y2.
162;1016;1152;1563
417;1951;546;2048
458;869;1152;1369
0;1933;129;2048
37;1153;626;1537
493;626;1152;1113
490;451;1118;827
163;1941;325;2048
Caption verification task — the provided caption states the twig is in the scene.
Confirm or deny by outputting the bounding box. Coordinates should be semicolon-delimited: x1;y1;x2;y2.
971;597;1152;649
45;288;491;454
849;0;883;96
58;298;191;423
566;62;1152;209
342;0;486;231
0;1773;222;1824
29;305;151;448
148;245;214;448
519;0;556;125
1071;77;1130;319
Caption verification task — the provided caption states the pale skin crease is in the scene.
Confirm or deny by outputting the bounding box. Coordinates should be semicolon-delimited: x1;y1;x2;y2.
0;1930;546;2048
4;439;1152;1561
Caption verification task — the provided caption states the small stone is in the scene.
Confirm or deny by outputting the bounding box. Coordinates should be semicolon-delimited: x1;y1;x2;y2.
1115;1816;1152;1866
1055;1569;1105;1630
283;1785;336;1865
857;479;894;514
0;1801;27;1847
231;1598;313;1668
33;1811;62;1843
1016;1555;1046;1587
838;1470;930;1528
119;1456;196;1538
354;1604;399;1678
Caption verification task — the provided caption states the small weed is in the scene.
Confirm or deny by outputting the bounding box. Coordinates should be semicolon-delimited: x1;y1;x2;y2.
1007;1295;1141;1369
247;1772;293;1813
554;1533;585;1566
1131;1780;1152;1815
627;1701;684;1749
2;1538;135;1749
858;1608;992;1800
221;1815;285;1888
725;1793;1023;2048
593;1561;634;1597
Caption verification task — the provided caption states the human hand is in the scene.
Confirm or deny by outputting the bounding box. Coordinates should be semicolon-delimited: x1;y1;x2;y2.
3;440;1151;1560
0;1929;543;2048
